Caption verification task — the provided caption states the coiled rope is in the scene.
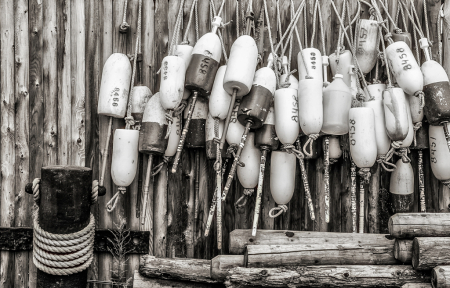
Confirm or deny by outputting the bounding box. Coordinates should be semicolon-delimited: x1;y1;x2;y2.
31;178;98;275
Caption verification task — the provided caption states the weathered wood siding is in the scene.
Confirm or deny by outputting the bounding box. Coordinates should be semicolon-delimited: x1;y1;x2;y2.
0;0;447;286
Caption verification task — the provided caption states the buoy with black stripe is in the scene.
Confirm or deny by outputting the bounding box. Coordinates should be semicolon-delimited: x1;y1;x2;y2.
97;53;132;194
252;106;279;236
429;123;450;189
171;16;223;173
222;55;276;201
421;38;450;153
139;92;169;224
184;96;208;149
130;53;152;124
280;56;299;90
389;159;414;213
297;48;322;81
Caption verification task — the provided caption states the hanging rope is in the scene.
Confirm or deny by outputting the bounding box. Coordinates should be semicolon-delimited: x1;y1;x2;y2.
106;187;126;212
210;0;229;63
335;0;347;67
290;0;311;79
377;154;397;172
125;0;143;130
269;204;288;218
180;0;198;45
235;188;254;209
31;179;98;276
316;0;326;56
438;4;444;65
375;0;402;33
119;0;130;33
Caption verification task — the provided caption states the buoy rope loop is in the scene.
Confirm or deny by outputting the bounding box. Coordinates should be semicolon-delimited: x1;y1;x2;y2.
377;154;397;172
281;144;305;160
442;179;450;189
174;100;187;116
303;134;319;158
152;156;170;177
165;110;174;139
119;0;129;33
413;121;423;147
32;208;95;275
106;187;127;213
358;168;371;184
269;204;288;218
235;188;254;209
395;148;411;163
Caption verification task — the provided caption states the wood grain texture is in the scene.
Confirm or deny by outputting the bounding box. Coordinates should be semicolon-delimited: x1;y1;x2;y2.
413;237;450;270
432;266;450;288
389;213;450;238
134;270;225;288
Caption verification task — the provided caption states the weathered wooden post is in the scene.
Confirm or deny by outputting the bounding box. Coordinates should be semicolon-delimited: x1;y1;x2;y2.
25;166;103;288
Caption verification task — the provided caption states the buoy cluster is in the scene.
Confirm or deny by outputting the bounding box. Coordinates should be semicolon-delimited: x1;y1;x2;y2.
96;0;450;243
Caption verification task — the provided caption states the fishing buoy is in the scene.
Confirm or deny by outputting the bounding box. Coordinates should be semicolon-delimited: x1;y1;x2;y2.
274;88;299;144
329;136;342;161
392;31;412;48
209;66;231;120
355;19;378;74
280;56;299;90
98;53;132;118
323;55;330;87
321;74;352;135
408;94;424;124
349;64;360;100
411;121;429;150
165;113;181;157
206;113;229;159
329;50;352;86
159;55;185;111
111;129;139;187
389;159;414;213
364;83;385;101
349;107;377;169
385;40;423;96
226;101;246;147
363;99;391;156
236;133;261;206
269;151;296;208
400;98;414;148
429;124;450;187
184;96;208;148
220;35;258;149
383;87;410;142
297;48;322;81
175;44;194;100
298;78;323;140
131;53;152;122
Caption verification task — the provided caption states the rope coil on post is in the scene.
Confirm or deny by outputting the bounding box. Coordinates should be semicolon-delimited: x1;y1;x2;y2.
31;178;98;276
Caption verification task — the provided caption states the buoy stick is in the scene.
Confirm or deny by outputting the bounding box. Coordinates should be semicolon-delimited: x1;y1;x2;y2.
324;137;330;223
359;180;364;233
99;117;113;190
216;145;222;250
442;122;450;153
298;151;315;221
222;121;252;200
418;150;425;212
141;154;153;226
252;148;268;236
219;89;238;150
205;160;227;237
351;160;357;233
172;91;199;173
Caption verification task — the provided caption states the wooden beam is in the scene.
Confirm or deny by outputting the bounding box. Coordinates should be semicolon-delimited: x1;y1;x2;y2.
413;237;450;270
133;270;225;288
389;213;450;238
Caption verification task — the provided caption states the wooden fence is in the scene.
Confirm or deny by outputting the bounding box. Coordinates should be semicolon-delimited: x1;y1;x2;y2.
0;0;448;287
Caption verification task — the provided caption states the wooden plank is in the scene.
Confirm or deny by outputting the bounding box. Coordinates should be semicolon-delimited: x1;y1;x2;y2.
389;213;450;238
14;0;31;287
134;270;225;288
154;163;168;258
1;0;16;286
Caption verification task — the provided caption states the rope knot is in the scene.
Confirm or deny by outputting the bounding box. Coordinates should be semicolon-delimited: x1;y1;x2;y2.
356;92;365;102
396;148;411;163
152;156;171;176
302;134;319;158
165;110;174;139
174;100;187;116
368;7;377;17
394;28;403;34
119;22;130;33
269;204;288;218
281;144;305;160
124;116;136;129
414;91;425;109
377;154;397;172
235;189;254;210
358;168;371;184
383;32;392;42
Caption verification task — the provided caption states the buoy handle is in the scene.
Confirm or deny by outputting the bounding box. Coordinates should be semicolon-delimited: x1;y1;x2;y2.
419;38;431;61
211;16;222;34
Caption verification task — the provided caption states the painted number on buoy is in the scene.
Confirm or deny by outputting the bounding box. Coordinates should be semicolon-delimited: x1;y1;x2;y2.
291;94;299;122
349;119;356;145
310;52;316;70
231;101;240;123
357;28;368;54
175;115;181;136
430;136;437;163
396;48;412;70
199;57;210;75
163;61;168;80
110;87;120;107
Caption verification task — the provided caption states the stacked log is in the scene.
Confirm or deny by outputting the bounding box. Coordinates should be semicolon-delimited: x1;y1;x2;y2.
389;214;450;239
395;239;413;264
412;238;450;271
432;266;450;288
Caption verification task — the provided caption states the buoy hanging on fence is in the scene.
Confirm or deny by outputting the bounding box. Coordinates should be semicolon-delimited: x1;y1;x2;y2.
363;99;391;157
252;106;279;236
364;83;385;101
206;113;229;159
138;93;169;223
184;96;208;149
131;53;152;124
165;113;181;158
389;159;414;213
385;40;423;96
280;56;299;90
297;48;323;81
329;136;342;162
220;35;258;150
429;124;450;189
175;44;194;100
222;57;276;201
298;77;323;157
321;74;353;135
236;132;261;210
329;50;352;87
400;98;414;149
421;38;450;154
172;16;223;173
269;151;296;218
98;53;132;193
383;87;410;142
355;19;379;74
209;66;231;120
392;31;412;48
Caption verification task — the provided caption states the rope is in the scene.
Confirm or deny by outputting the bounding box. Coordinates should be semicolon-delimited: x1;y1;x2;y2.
438;4;444;65
169;0;186;57
210;0;228;63
125;0;143;130
106;187;127;212
119;0;130;33
413;121;423;147
310;0;318;47
181;0;198;45
358;167;371;184
395;147;411;163
32;178;41;203
442;179;450;189
152;156;170;176
236;0;240;36
377;154;397;172
335;0;347;66
277;0;284;53
375;0;401;33
235;188;254;209
303;134;320;158
32;178;98;206
316;0;326;55
269;204;288;218
350;160;357;233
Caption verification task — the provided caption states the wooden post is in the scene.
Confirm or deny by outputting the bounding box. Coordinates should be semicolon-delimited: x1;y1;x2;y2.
394;239;413;264
389;213;450;238
432;266;450;288
32;166;92;288
413;237;450;270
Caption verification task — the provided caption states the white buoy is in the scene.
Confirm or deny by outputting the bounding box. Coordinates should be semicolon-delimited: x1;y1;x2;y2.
363;100;391;156
321;74;353;135
98;53;132;118
385;41;423;96
206;113;228;159
209;65;231;120
274;88;300;145
226;101;246;146
383;87;410;142
270;151;296;205
131;85;152;122
111;129;139;187
355;19;378;74
165;113;181;157
329;50;352;86
297;48;322;81
400;98;414;148
237;132;261;189
159;55;185;111
298;78;323;136
280;56;299;90
349;107;377;168
175;44;194;100
429;123;450;184
329;136;342;160
364;83;386;101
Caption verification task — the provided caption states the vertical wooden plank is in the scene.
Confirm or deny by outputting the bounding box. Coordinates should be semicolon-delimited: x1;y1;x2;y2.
0;0;16;286
154;163;168;258
14;0;31;287
368;164;381;233
443;0;450;75
57;0;71;165
43;0;58;166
